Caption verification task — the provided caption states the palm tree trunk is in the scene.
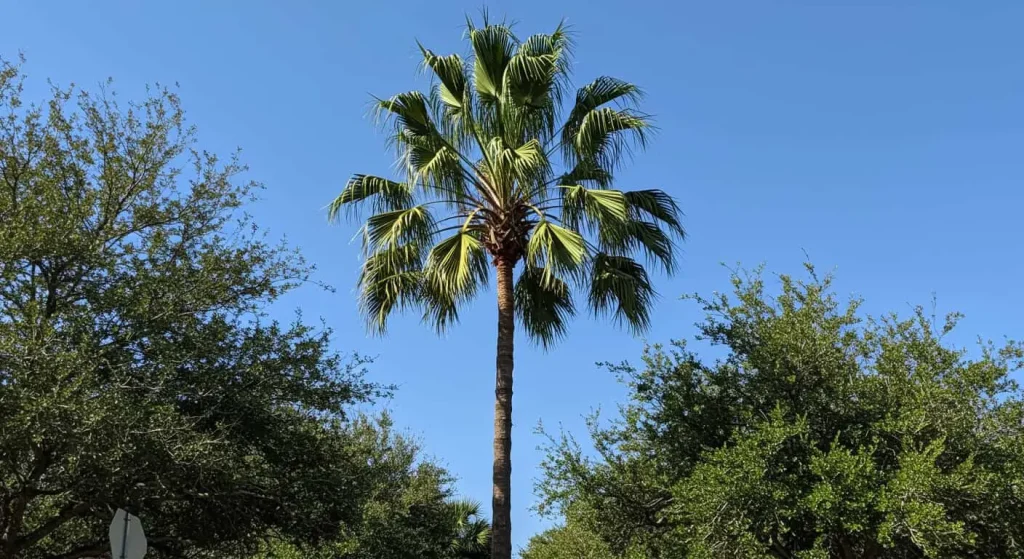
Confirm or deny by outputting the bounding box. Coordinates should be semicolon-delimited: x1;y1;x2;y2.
491;258;515;559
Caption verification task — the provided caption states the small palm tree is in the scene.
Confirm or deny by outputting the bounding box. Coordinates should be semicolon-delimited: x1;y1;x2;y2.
449;499;490;559
329;14;684;559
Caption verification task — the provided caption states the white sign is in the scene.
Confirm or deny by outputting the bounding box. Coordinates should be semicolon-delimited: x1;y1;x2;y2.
109;509;147;559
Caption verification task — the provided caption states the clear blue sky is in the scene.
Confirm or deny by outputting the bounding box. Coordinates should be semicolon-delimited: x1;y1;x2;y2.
5;0;1022;553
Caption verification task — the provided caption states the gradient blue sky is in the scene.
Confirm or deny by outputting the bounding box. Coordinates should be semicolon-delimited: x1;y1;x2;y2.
4;0;1022;553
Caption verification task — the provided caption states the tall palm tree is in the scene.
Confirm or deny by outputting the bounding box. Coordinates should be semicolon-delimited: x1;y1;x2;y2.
328;14;684;559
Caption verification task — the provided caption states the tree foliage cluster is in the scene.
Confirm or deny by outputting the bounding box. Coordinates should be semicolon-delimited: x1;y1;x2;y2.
527;265;1024;558
0;57;485;559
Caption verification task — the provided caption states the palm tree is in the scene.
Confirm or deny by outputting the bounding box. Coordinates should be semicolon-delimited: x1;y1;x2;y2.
448;499;490;559
328;14;684;559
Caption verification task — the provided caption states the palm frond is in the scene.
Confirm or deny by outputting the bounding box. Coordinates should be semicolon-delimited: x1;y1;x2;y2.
588;253;656;334
503;51;558;107
358;244;426;335
373;92;466;201
469;23;517;101
512;139;549;181
559;159;613;189
449;497;491;557
518;20;574;87
499;22;572;149
625;189;686;238
407;136;465;197
599;219;676;273
515;265;576;349
450;499;482;521
375;90;438;139
562;77;642;145
422;230;490;332
485;137;550;199
571;107;651;172
363;205;437;252
419;44;467;113
501;52;559;144
419;44;474;148
558;184;628;232
374;90;467;198
526;220;588;286
327;174;414;222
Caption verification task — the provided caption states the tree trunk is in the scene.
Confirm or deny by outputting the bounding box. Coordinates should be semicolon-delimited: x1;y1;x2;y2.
491;258;515;559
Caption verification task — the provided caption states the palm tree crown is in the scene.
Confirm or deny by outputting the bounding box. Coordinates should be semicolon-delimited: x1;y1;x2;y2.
329;15;685;345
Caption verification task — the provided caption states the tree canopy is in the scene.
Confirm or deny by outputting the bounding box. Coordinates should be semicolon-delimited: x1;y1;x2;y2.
530;264;1024;558
252;415;491;559
0;57;484;559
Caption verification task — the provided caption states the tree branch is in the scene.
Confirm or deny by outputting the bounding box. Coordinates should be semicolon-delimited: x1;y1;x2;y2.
4;445;54;554
13;501;91;552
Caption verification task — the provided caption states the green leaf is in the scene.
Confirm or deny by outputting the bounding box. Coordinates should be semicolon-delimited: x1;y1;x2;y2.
571;107;651;172
560;159;613;189
588;253;655;334
376;91;465;199
375;91;438;139
358;244;426;334
503;52;558;107
516;265;576;350
327;175;413;222
419;44;467;111
422;230;489;332
469;24;517;101
624;189;686;238
497;24;571;147
363;205;436;251
600;219;676;273
500;52;560;144
487;137;549;191
406;136;463;195
559;185;628;232
561;77;644;168
526;221;588;285
517;21;573;90
564;77;642;132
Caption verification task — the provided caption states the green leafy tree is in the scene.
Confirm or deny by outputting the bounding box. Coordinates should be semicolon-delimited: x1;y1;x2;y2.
534;264;1024;558
0;57;473;559
253;418;490;559
519;512;615;559
327;15;684;559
